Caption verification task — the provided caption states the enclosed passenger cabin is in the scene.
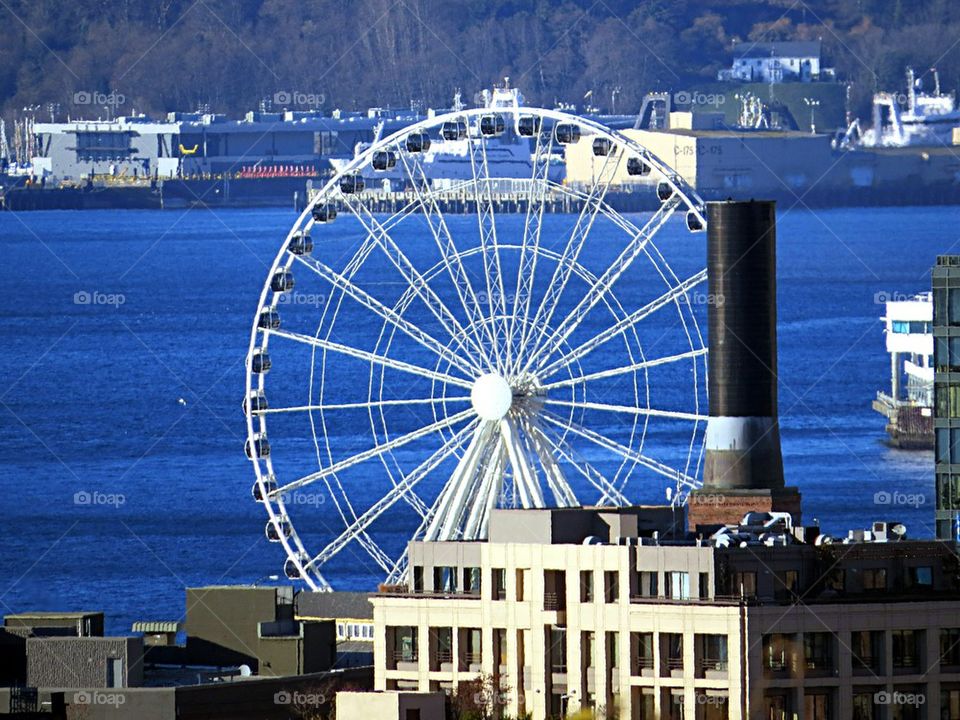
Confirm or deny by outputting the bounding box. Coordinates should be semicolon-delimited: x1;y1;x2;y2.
592;137;614;156
258;309;280;330
372;150;397;171
284;557;305;579
288;231;313;256
339;173;365;194
271;269;295;293
517;115;542;137
266;516;292;542
555;123;581;144
627;157;651;176
656;181;674;202
243;390;268;414
245;433;271;460
406;132;431;153
251;474;277;502
311;203;337;223
441;119;467;141
686;210;705;232
251;350;271;374
480;114;505;137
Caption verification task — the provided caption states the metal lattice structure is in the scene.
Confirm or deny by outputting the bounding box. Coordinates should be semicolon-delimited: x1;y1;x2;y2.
244;106;709;590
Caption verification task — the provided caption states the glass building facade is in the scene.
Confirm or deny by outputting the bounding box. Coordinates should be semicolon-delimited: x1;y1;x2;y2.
933;255;960;540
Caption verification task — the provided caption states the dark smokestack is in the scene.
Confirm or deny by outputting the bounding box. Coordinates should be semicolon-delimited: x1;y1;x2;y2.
704;200;783;489
688;200;800;527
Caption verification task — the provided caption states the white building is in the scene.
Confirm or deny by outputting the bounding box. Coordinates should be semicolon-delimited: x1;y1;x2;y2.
719;41;826;83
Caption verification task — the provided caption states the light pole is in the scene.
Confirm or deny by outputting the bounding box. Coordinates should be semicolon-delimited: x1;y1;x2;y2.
803;97;820;134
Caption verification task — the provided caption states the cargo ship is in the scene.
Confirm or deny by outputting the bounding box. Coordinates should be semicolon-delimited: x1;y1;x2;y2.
872;292;934;448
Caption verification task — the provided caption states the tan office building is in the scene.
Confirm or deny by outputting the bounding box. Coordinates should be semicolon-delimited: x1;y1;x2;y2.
372;507;960;719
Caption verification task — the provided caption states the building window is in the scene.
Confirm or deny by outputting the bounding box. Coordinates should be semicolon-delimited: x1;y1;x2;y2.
862;567;887;590
906;566;933;587
774;570;798;600
892;630;922;671
433;566;457;593
825;568;845;592
852;691;878;720
412;565;424;593
431;627;453;669
544;570;566;610
733;571;757;598
494;628;507;667
763;634;791;674
804;633;834;673
516;569;527;601
638;571;658;597
666;571;690;600
580;570;594;603
942;689;960;720
698;572;710;599
634;632;654;673
603;571;619;603
582;631;596;669
394;626;418;663
606;631;619;670
804;692;832;720
891;686;925;720
852;630;883;673
548;626;567;673
662;633;683;675
492;568;506;600
696;634;728;676
462;628;481;669
942;628;960;667
463;567;481;594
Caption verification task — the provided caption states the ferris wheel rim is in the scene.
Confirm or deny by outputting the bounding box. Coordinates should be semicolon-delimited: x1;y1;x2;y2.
244;105;709;591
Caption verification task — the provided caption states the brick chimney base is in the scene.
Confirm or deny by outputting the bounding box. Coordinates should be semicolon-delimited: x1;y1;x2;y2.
687;486;802;531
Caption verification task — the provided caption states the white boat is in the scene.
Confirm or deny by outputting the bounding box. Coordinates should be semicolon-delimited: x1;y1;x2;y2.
872;291;933;448
859;68;960;148
330;85;565;188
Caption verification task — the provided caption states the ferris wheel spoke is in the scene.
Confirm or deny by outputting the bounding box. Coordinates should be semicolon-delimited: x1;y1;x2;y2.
425;421;500;541
542;347;707;391
509;129;554;374
467;130;510;371
268;327;473;390
499;414;546;508
516;413;578;507
519;148;620;368
304;420;477;571
465;441;506;539
293;254;482;377
273;407;474;496
396;151;499;363
526;195;681;373
341;195;489;362
544;398;706;422
540;269;707;380
533;421;630;506
540;410;697;491
257;396;471;414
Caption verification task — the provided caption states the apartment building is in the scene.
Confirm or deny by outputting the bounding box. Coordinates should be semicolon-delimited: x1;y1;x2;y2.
371;507;960;720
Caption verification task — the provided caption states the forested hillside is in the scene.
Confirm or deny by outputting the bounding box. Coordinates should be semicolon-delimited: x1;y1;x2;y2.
1;0;959;120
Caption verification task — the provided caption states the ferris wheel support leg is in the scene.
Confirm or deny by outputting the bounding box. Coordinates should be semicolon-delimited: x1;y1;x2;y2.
500;415;545;508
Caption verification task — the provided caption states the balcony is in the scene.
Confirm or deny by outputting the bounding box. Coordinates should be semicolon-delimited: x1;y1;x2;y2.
633;656;655;678
665;657;684;678
392;650;419;672
435;649;453;672
699;657;728;680
463;651;482;673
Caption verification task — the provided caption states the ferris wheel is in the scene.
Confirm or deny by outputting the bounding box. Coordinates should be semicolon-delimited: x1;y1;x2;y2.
244;106;709;591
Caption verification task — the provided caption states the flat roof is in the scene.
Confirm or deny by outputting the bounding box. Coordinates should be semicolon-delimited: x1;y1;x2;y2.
5;611;101;619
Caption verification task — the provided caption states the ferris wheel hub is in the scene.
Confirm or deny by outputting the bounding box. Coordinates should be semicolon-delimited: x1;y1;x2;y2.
471;372;514;421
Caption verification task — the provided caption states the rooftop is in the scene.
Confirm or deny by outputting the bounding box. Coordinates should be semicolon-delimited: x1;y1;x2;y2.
735;40;822;59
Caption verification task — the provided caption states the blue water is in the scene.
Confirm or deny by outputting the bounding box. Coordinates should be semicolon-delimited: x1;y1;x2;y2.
0;205;951;634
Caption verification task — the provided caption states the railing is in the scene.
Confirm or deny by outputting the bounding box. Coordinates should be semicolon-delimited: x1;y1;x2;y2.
852;654;878;670
700;657;728;672
765;659;788;672
393;650;418;663
666;657;684;670
629;593;748;606
435;650;453;664
464;652;482;665
10;687;38;714
893;655;919;669
544;592;564;611
634;656;654;673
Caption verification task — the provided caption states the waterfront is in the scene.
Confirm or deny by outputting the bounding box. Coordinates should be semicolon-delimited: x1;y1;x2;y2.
0;205;950;633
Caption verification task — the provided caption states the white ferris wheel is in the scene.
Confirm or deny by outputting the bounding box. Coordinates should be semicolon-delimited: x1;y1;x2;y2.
244;105;710;591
